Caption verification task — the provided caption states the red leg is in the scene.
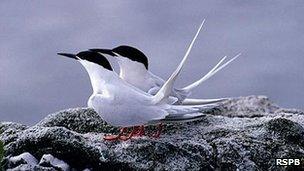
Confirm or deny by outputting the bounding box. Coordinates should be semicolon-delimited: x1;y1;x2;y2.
103;127;127;141
119;126;138;141
152;123;163;138
133;125;145;136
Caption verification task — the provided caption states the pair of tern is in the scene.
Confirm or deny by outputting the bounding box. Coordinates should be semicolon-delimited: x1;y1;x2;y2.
58;20;240;140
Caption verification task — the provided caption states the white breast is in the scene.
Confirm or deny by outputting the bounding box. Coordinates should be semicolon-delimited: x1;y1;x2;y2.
88;88;167;127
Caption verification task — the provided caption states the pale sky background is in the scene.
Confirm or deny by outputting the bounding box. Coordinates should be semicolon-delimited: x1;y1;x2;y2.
0;1;303;125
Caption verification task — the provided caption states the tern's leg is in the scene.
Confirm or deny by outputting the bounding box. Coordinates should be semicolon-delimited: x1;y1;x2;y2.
103;127;127;141
119;126;139;141
152;123;163;138
133;125;145;136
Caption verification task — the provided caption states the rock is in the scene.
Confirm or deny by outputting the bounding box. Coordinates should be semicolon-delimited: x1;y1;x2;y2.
0;122;28;134
39;154;70;171
6;152;38;169
7;163;58;171
5;152;72;171
1;96;304;170
7;164;35;171
3;126;111;170
0;122;28;145
211;95;280;117
36;108;119;134
265;118;304;145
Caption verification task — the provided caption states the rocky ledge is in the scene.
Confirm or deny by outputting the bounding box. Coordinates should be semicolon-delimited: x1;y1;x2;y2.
1;95;304;170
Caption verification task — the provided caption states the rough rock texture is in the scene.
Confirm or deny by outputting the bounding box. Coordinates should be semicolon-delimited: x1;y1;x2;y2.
1;96;304;170
5;152;71;171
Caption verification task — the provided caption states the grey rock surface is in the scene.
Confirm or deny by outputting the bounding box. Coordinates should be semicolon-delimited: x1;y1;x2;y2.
1;96;304;170
7;152;38;170
39;154;70;171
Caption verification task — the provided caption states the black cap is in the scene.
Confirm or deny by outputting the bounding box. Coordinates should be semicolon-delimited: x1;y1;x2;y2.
58;51;113;71
112;45;149;69
90;45;149;69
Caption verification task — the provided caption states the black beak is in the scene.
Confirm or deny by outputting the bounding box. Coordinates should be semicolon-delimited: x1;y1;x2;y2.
57;53;77;59
89;48;117;57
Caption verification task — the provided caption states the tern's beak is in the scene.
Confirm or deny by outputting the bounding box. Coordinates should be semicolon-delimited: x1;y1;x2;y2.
57;53;78;59
89;49;116;57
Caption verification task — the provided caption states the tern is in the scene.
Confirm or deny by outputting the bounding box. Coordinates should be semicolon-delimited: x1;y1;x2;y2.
90;20;240;105
58;50;220;140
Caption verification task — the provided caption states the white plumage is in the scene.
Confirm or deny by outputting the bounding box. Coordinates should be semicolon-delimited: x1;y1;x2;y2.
58;20;240;140
91;20;240;105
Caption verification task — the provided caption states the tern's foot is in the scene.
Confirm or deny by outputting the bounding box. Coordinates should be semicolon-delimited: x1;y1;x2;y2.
103;127;128;141
119;126;146;140
133;125;145;137
118;135;132;141
103;134;121;141
103;134;132;141
103;126;146;141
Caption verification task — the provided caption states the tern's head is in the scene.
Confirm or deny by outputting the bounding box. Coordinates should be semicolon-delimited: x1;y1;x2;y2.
57;51;113;71
90;45;149;69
